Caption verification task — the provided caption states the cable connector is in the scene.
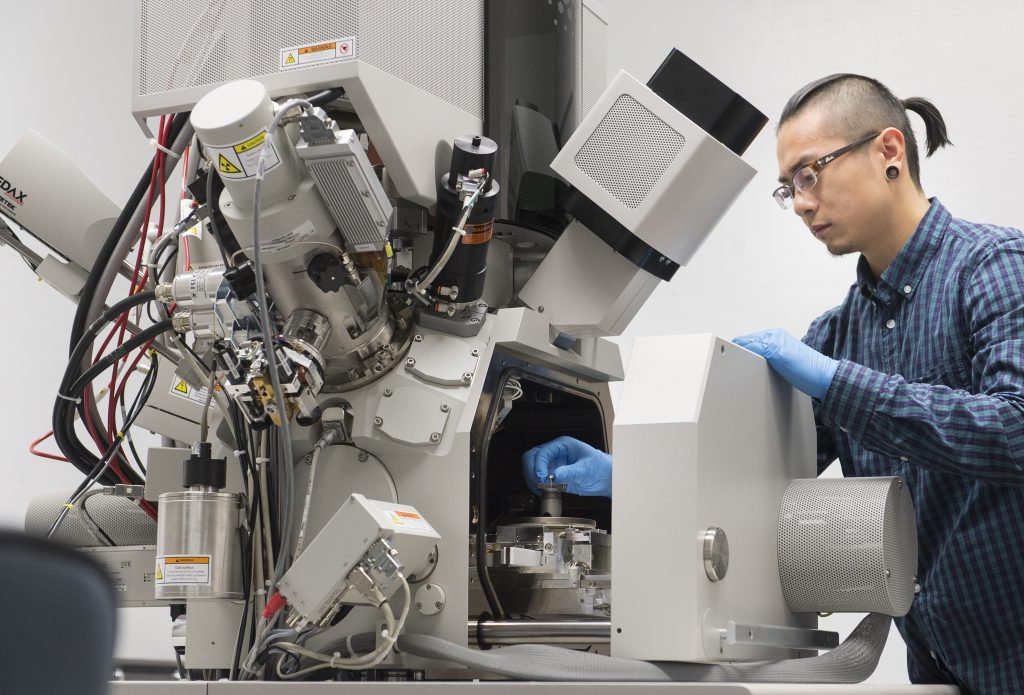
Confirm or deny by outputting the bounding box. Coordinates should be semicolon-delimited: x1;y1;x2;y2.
262;591;287;620
110;484;146;499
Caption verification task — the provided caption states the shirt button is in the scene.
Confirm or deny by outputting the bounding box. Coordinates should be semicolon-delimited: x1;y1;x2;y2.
885;319;896;329
900;456;909;462
915;582;922;594
903;285;912;294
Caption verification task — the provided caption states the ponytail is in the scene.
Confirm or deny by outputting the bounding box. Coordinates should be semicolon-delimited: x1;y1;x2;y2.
903;97;952;156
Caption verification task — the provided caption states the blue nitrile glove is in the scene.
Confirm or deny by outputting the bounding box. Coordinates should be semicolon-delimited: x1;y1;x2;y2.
521;436;613;498
732;328;839;399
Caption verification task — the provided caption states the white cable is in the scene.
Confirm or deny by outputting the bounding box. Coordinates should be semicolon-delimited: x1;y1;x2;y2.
292;444;323;558
253;98;310;588
273;573;411;678
410;176;488;297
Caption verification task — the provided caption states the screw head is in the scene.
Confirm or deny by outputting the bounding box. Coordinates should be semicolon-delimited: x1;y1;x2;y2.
440;403;450;412
435;601;443;609
462;372;473;382
471;349;479;357
288;194;296;201
406;357;416;367
538;306;544;313
384;388;393;397
374;416;383;427
414;334;423;342
358;452;369;462
430;432;441;442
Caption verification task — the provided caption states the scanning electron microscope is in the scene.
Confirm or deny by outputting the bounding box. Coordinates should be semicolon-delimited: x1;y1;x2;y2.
0;1;951;693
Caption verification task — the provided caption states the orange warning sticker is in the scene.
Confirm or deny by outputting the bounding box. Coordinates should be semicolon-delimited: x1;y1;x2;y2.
155;555;212;585
280;37;356;70
461;221;493;245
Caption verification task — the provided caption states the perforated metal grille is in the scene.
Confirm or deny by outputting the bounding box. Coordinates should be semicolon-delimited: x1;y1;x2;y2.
573;94;685;209
136;0;483;118
25;492;157;547
360;0;484;119
777;477;917;616
307;158;388;251
138;0;359;94
579;3;607;121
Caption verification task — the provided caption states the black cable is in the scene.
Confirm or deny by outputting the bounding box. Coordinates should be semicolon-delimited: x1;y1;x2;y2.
79;494;116;546
205;168;237;268
60;113;188;485
48;355;158;538
53;291;160;482
307;86;345;107
67;320;173;398
69;112;190;353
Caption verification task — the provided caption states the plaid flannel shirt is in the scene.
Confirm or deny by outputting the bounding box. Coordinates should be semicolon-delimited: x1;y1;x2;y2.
804;199;1024;693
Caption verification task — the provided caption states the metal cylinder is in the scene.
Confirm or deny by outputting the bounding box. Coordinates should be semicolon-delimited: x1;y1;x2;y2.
470;620;610;646
155;491;243;600
778;476;917;616
190;79;306;210
282;309;331;364
430;136;499;303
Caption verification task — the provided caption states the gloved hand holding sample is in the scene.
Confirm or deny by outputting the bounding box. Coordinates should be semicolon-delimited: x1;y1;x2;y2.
733;327;838;399
521;436;613;498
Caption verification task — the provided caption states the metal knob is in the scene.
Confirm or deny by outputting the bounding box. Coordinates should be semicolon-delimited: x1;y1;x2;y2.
703;526;729;582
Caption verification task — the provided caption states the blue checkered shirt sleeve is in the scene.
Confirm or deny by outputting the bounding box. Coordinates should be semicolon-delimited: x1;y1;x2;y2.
816;238;1024;485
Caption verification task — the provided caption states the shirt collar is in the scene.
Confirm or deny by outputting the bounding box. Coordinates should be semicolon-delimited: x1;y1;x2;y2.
856;198;951;306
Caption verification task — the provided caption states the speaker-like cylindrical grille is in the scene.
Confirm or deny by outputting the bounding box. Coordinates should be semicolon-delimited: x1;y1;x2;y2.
778;477;917;616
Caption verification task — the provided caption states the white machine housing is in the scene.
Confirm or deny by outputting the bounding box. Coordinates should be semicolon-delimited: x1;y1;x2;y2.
279;494;440;625
0;131;120;296
132;0;486;207
612;335;818;662
519;71;757;338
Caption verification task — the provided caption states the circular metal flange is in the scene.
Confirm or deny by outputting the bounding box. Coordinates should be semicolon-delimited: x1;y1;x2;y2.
703;526;729;582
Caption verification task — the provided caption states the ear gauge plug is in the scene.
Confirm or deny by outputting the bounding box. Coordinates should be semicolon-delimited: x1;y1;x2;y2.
886;165;900;180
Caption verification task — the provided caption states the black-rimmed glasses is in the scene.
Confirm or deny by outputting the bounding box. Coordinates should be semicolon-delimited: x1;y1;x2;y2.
773;132;880;209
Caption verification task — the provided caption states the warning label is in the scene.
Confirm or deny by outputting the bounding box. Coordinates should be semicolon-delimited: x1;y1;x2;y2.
169;376;213;405
218;154;242;175
389;510;436;533
156;555;212;585
209;129;280;180
280;37;356;70
259;220;317;256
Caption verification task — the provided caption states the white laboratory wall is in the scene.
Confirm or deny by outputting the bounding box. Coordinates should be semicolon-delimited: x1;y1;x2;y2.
1;0;1018;680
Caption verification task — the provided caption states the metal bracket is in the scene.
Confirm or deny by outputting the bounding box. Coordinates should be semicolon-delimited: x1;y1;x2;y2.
720;621;839;651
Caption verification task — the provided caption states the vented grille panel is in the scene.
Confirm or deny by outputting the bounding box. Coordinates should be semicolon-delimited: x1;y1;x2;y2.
778;477;917;616
573;94;685;209
138;0;359;94
25;492;157;547
359;0;484;118
308;158;389;251
136;0;483;118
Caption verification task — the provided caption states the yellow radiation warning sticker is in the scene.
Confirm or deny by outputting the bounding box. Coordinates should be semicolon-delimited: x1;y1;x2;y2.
279;37;356;70
169;376;212;405
208;129;280;180
155;555;212;585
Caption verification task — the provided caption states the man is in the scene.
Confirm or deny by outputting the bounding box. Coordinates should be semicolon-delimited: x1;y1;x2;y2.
523;74;1024;693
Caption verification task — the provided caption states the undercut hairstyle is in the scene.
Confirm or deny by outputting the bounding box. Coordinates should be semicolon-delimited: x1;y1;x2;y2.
778;74;952;188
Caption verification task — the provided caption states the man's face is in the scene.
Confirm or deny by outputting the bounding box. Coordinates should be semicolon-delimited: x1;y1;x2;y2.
776;109;888;257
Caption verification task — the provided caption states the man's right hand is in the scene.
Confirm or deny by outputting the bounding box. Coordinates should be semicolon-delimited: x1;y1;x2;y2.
521;436;613;498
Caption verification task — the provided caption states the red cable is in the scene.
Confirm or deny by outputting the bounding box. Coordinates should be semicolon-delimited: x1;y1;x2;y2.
181;145;190;200
108;115;170;441
29;431;68;462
